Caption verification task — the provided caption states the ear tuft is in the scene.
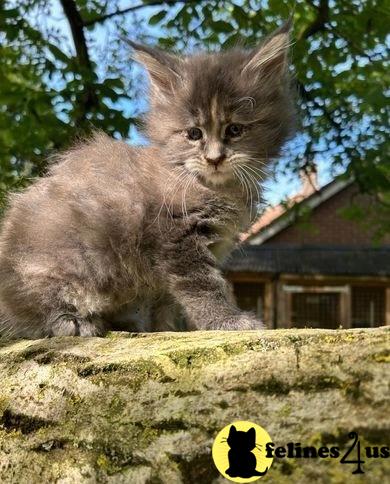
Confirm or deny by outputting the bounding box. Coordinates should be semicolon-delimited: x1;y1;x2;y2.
243;19;293;78
124;39;182;94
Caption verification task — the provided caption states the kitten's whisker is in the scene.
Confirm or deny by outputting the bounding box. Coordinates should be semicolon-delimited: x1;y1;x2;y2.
239;165;262;220
232;153;268;169
230;152;267;162
230;154;269;175
181;172;195;219
240;168;254;219
152;170;177;228
154;168;187;229
233;166;250;208
231;166;246;200
242;173;252;213
237;163;265;199
241;166;261;206
166;169;191;219
176;171;191;219
237;158;269;178
232;167;246;201
233;96;256;114
236;162;265;181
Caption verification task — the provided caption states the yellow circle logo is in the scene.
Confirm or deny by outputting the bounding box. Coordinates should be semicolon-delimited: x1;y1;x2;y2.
212;421;273;482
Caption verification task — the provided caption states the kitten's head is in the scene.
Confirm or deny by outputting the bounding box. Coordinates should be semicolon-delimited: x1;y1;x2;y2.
130;21;295;188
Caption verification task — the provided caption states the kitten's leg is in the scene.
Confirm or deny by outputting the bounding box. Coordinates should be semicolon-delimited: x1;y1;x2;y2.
105;302;152;332
150;294;184;331
0;244;116;339
163;238;263;331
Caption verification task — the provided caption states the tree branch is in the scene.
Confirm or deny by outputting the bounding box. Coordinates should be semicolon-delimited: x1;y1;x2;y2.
84;0;196;27
60;0;92;70
59;0;98;125
299;0;329;40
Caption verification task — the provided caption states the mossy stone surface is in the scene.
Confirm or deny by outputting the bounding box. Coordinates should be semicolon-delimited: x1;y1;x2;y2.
0;327;389;483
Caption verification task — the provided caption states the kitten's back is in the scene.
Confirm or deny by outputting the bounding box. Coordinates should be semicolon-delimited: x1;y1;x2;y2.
0;134;162;338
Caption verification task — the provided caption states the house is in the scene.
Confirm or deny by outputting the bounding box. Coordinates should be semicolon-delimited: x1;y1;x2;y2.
224;170;390;329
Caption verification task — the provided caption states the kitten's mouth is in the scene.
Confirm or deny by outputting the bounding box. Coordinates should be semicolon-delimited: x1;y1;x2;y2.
202;166;232;186
184;161;233;186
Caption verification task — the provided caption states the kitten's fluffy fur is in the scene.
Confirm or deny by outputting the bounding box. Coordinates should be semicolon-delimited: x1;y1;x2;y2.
0;23;295;338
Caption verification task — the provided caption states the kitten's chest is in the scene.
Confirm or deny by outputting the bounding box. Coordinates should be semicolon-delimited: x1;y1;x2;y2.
208;204;250;262
164;183;250;260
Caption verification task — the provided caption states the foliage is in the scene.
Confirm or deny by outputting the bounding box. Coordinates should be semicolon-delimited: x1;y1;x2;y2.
0;0;389;222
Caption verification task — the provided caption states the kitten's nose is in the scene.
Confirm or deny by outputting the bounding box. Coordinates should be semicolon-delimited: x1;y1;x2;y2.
205;154;226;168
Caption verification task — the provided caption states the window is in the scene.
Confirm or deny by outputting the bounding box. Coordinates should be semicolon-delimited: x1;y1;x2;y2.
233;282;264;320
352;286;385;327
291;292;340;329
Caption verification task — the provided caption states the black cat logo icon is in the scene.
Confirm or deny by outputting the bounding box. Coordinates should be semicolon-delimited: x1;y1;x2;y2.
212;421;273;482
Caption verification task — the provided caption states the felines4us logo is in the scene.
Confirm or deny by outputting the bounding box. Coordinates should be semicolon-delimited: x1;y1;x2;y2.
212;421;389;482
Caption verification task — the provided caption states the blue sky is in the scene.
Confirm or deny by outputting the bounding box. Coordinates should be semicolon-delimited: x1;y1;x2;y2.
29;0;339;206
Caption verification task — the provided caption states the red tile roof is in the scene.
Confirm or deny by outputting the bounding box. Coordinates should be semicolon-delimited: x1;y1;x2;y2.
241;167;320;242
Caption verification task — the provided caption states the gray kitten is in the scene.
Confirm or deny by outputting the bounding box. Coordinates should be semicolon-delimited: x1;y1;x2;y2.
0;22;294;339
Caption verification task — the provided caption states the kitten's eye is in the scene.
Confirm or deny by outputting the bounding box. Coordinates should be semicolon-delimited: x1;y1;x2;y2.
225;123;244;138
187;127;203;140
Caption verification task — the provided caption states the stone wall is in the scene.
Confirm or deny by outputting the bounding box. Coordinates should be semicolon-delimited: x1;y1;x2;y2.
0;327;389;483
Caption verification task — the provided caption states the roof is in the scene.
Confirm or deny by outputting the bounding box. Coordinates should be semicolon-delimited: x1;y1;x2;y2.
244;177;353;245
223;246;390;276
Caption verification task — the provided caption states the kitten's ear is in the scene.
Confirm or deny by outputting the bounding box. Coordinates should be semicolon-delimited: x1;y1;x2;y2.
127;40;182;95
243;19;292;78
228;425;237;436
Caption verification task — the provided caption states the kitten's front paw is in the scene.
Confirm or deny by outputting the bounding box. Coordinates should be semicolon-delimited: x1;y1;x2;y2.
211;313;264;331
234;313;264;330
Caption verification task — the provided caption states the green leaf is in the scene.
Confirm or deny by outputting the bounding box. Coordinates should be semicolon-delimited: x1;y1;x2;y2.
211;20;235;33
149;10;167;26
0;8;19;19
232;5;247;27
48;44;69;64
